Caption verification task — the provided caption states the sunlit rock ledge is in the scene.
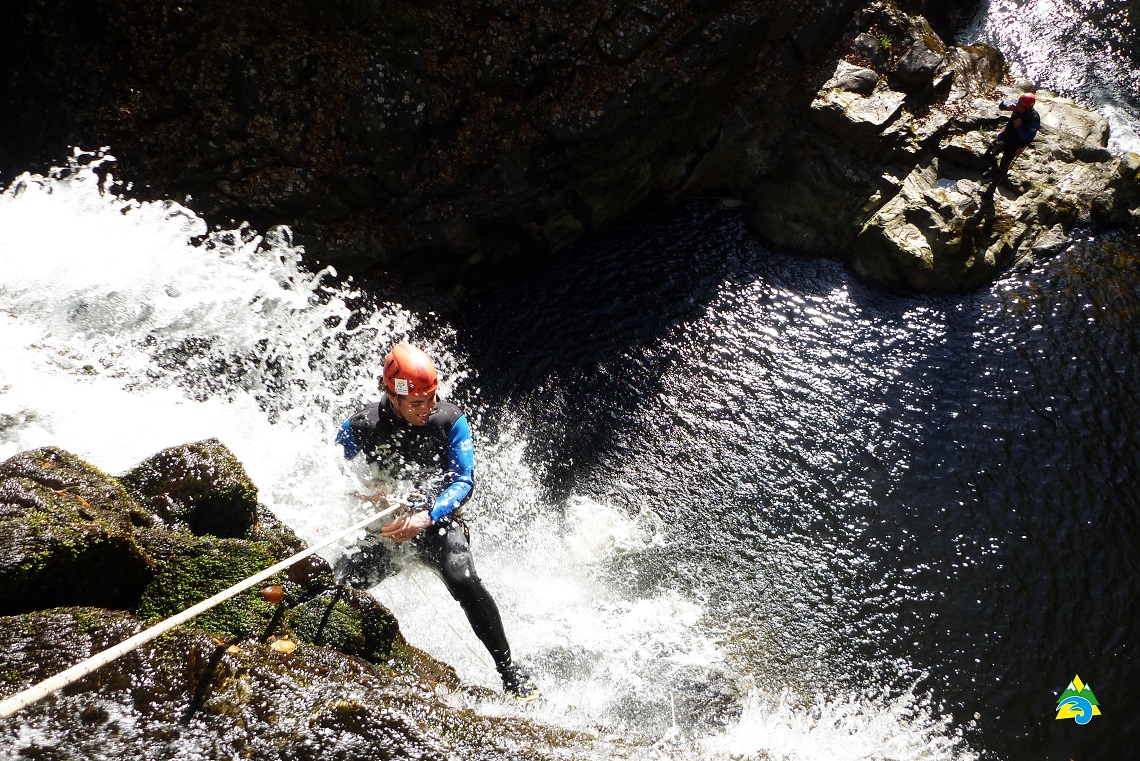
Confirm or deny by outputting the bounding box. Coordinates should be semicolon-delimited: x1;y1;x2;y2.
1;1;1134;295
747;5;1140;292
0;444;613;759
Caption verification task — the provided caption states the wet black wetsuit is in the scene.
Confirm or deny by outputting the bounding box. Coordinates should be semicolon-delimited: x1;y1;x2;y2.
986;100;1041;175
336;395;514;672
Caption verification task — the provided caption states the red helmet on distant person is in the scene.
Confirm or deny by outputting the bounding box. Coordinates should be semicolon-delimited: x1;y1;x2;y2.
1017;92;1036;109
383;343;439;398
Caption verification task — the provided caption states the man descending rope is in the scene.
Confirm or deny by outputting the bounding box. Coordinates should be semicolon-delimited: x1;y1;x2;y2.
334;342;538;700
982;91;1041;179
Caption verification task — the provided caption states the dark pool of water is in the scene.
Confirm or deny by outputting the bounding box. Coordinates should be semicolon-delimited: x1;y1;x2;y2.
456;202;1140;760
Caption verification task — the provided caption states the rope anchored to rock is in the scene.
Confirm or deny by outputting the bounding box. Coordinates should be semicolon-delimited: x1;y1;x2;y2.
0;504;402;720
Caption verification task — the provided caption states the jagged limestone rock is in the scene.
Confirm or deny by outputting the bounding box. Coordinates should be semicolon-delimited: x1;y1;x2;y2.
747;4;1137;292
824;61;879;95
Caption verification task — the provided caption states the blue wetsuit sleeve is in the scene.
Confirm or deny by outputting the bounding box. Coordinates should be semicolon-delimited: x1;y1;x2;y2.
430;414;475;522
335;419;361;459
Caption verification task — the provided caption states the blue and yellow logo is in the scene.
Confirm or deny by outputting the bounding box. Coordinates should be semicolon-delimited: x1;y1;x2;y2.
1055;675;1101;725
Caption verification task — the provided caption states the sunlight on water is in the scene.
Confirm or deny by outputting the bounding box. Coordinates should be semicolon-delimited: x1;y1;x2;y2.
0;153;982;759
962;0;1140;155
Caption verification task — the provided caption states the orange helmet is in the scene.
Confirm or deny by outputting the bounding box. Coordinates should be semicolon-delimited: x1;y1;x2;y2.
383;343;439;398
1017;92;1036;109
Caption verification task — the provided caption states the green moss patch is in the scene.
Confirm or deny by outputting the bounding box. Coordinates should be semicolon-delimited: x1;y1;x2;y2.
135;532;283;639
120;438;258;538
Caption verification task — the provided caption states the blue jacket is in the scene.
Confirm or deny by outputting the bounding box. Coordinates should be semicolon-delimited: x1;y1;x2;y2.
999;100;1041;145
336;394;475;523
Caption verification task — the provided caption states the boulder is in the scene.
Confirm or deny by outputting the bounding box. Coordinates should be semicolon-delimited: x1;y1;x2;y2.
1101;151;1140;226
1037;98;1112;163
745;3;1137;292
0;443;428;674
750;140;904;254
853;32;889;69
120;438;258;538
823;61;880;96
852;163;1024;291
810;79;908;139
0;448;153;615
891;35;946;92
942;43;1007;98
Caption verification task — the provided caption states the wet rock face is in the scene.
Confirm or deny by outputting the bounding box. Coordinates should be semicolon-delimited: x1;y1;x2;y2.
0;609;590;760
4;0;1126;293
120;438;258;538
0;448;152;615
0;443;408;666
0;0;881;290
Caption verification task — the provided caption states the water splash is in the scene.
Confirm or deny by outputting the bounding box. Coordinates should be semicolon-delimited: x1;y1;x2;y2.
705;687;977;761
0;149;433;540
564;494;667;561
1;153;983;759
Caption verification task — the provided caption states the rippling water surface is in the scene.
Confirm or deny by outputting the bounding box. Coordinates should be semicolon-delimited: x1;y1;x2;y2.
460;202;1140;760
962;0;1140;154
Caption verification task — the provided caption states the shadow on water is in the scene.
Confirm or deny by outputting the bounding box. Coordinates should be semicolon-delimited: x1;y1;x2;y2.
885;231;1140;761
456;200;894;500
451;200;1140;760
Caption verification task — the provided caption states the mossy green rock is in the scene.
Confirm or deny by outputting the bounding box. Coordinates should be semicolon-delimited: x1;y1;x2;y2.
0;443;445;678
287;588;399;663
133;529;285;638
120;438;258;538
0;448;153;616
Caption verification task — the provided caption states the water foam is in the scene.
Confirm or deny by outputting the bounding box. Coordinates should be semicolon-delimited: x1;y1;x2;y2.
705;687;976;761
1;153;978;759
0;150;421;539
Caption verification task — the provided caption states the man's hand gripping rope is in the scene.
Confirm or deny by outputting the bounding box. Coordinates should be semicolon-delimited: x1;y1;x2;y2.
354;490;433;544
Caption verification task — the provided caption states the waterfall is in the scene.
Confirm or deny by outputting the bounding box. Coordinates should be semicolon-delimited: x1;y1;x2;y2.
0;151;980;758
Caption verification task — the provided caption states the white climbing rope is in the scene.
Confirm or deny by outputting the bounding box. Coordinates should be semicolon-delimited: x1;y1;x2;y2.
0;504;403;720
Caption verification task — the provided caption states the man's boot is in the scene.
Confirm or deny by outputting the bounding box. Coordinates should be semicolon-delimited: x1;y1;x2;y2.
498;662;539;701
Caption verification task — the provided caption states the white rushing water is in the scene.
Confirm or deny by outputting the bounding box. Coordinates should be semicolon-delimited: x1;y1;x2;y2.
961;0;1140;156
0;153;975;759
